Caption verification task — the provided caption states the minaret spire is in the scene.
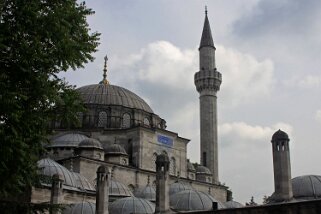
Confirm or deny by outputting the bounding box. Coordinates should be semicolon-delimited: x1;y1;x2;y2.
100;55;109;85
199;8;215;50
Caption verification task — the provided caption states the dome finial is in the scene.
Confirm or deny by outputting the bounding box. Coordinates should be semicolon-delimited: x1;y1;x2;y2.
101;55;109;85
147;175;150;185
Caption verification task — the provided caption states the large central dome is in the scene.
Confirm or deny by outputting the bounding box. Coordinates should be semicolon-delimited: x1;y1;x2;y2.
52;57;166;130
77;84;153;113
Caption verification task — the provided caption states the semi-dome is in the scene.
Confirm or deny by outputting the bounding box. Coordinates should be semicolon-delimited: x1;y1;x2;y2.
169;181;193;195
134;184;156;201
170;190;224;211
271;129;289;142
48;132;89;148
105;144;127;156
77;84;154;113
62;202;95;214
196;165;212;175
109;180;133;197
37;158;95;191
79;138;103;150
292;175;321;199
109;197;155;214
223;200;243;208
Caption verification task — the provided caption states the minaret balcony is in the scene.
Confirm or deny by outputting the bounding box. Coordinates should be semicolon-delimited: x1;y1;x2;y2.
194;69;222;93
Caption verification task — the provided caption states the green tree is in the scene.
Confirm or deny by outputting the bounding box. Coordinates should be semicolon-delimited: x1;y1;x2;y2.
0;0;99;207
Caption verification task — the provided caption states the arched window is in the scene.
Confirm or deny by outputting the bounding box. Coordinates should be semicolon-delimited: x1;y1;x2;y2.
143;117;150;127
98;111;107;127
122;113;131;128
152;153;158;171
76;112;83;127
170;157;176;176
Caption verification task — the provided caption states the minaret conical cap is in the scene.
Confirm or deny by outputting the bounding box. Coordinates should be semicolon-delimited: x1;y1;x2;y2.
199;8;215;49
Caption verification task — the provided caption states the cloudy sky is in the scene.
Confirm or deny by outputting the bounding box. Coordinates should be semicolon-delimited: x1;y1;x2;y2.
60;0;321;204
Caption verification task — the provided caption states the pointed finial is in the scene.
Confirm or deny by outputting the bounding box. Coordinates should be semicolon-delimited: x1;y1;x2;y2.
147;175;150;185
205;6;208;15
100;54;109;85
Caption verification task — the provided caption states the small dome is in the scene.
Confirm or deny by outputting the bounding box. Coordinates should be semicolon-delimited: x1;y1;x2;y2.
223;201;244;208
271;129;289;142
37;158;94;191
292;175;321;199
187;161;196;172
105;144;127;156
62;202;95;214
77;84;154;113
169;181;193;195
109;180;133;197
170;190;225;211
109;197;155;214
79;138;103;150
134;184;156;201
196;165;212;175
48;132;88;148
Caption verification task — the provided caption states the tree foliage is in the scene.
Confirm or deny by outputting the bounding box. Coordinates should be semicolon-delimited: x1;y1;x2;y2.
0;0;99;202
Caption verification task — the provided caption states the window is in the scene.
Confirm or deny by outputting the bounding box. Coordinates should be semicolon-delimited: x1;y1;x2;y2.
98;111;107;127
143;118;150;127
122;158;127;165
122;113;131;128
170;157;176;175
152;153;158;171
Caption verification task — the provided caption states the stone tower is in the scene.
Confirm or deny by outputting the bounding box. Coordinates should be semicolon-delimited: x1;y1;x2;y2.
271;129;293;202
194;9;222;184
155;153;170;213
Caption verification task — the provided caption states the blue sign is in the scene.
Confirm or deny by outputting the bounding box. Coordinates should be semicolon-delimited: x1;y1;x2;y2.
157;135;173;147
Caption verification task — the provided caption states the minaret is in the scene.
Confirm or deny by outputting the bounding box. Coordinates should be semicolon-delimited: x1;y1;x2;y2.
271;129;293;202
194;7;222;184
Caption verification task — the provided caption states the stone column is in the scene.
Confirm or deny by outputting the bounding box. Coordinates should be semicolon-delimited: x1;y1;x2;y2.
96;165;109;214
155;154;170;213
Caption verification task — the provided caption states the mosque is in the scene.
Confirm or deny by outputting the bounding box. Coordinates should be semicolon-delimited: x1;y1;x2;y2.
30;10;321;214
